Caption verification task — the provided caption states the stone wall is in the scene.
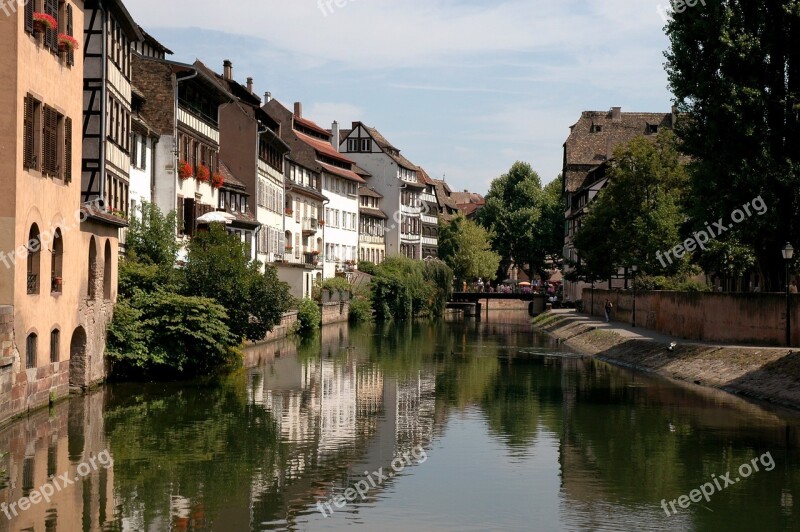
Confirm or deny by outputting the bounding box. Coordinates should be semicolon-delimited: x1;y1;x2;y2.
0;306;70;427
321;301;350;325
584;289;800;346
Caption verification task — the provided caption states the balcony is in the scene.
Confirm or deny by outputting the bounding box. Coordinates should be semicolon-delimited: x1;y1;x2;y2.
359;234;385;245
422;236;438;246
302;217;318;235
400;205;421;215
421;214;438;225
421;193;436;203
401;232;420;242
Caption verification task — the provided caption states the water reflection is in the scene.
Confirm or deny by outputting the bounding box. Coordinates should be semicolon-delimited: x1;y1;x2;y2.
0;314;798;531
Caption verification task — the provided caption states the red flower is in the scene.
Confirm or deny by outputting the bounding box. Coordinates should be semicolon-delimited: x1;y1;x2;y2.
58;34;79;51
196;164;210;183
33;13;57;30
178;160;193;179
211;172;224;189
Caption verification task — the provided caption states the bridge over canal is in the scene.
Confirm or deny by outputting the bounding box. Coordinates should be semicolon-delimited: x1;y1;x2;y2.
447;292;548;318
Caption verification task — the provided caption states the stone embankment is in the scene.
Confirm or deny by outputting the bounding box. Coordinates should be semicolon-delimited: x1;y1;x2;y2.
533;310;800;410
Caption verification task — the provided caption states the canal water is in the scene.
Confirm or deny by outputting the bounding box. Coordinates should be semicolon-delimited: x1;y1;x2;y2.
0;312;799;531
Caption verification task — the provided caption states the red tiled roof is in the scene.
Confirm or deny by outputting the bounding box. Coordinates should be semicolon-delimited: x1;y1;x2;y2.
416;166;434;185
319;162;365;183
219;161;246;190
295;131;354;166
294;115;331;138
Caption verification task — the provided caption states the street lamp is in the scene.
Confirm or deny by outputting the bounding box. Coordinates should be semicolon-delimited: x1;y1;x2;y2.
632;264;639;328
783;243;794;347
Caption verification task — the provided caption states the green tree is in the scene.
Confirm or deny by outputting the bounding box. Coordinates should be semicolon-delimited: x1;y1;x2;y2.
125;202;180;266
665;1;800;288
183;224;292;343
573;132;689;277
478;162;559;280
371;256;433;320
438;214;501;284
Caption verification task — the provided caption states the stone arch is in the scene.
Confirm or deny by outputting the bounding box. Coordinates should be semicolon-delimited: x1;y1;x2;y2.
103;239;112;299
69;326;87;389
87;237;97;298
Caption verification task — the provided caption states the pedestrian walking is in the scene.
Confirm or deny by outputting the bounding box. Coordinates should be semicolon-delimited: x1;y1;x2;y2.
604;300;613;322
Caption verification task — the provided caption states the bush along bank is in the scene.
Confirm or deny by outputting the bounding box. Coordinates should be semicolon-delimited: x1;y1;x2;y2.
532;311;800;410
106;203;293;380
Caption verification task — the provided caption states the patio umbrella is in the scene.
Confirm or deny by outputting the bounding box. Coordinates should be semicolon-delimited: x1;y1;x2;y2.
197;211;235;225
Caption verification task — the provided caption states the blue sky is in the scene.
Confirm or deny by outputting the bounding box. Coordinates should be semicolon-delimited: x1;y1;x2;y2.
127;0;675;193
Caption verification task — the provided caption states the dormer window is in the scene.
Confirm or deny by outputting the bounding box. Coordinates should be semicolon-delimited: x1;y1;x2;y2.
591;123;602;133
646;124;659;135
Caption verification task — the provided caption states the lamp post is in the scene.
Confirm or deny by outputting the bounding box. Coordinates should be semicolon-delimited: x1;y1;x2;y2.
632;264;639;328
783;243;794;347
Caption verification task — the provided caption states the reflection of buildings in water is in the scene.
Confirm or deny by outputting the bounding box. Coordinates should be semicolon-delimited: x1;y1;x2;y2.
0;392;115;532
396;373;436;451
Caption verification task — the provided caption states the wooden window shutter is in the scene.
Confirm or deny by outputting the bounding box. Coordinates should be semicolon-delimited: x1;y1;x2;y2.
64;117;72;182
176;197;184;235
66;5;74;65
24;0;34;34
23;96;34;170
43;106;57;176
45;0;59;53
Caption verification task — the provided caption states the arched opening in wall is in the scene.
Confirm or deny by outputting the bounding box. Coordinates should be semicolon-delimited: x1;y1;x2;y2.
50;328;60;363
103;240;112;299
87;237;96;298
69;326;87;390
27;224;41;295
51;228;63;293
25;332;37;369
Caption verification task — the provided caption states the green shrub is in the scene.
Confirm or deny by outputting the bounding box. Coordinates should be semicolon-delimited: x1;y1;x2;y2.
371;256;452;320
107;291;237;379
313;276;352;301
358;261;378;275
635;275;710;292
349;293;374;323
296;298;321;334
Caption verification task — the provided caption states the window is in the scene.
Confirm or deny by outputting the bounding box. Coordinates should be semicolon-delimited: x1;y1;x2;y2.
591;124;602;133
104;240;112;299
26;333;37;369
22;457;34;496
44;0;59;53
647;124;659;135
88;237;97;298
50;329;59;363
65;4;74;66
27;224;41;295
131;133;139;166
23;95;41;171
51;228;63;293
24;0;33;34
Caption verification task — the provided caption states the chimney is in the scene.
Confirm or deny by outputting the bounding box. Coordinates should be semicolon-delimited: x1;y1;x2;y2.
671;105;678;125
264;92;272;103
223;60;233;81
294;102;302;118
246;77;253;94
331;121;340;152
611;106;622;121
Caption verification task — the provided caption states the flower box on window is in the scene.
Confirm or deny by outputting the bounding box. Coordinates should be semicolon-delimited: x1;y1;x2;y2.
51;276;62;294
285;208;293;216
178;160;193;179
318;219;325;226
284;246;293;252
58;34;79;52
196;164;211;183
33;13;57;32
211;172;224;189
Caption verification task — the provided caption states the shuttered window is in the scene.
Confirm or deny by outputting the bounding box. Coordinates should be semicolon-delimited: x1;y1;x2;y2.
66;5;74;65
24;0;34;34
64;117;72;182
42;106;58;176
44;0;59;53
23;96;36;170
